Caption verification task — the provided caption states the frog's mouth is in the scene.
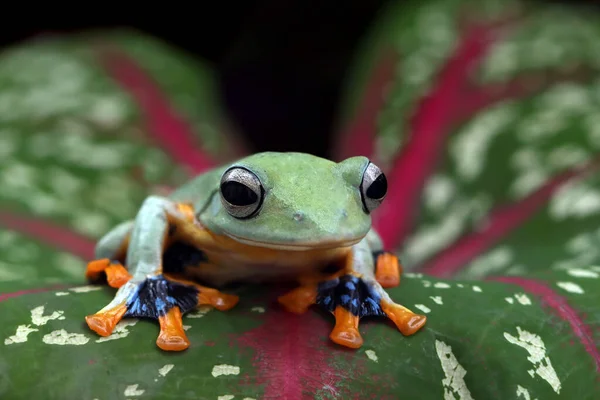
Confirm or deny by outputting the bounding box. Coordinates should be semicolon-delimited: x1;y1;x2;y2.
223;232;363;251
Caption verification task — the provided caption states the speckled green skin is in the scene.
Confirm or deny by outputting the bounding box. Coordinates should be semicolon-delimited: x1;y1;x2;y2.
171;152;372;247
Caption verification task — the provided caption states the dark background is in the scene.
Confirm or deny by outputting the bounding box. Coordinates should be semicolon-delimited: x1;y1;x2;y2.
0;0;597;157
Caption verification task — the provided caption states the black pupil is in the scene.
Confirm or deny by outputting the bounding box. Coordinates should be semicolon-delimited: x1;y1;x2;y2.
221;181;258;206
366;173;387;199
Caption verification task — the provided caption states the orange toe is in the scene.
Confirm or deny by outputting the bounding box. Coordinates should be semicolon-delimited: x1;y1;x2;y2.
85;258;111;280
278;286;317;314
329;306;364;349
376;253;401;288
157;333;190;351
157;307;190;351
85;259;132;288
377;274;400;288
85;304;127;337
105;264;132;288
381;301;427;336
330;327;364;349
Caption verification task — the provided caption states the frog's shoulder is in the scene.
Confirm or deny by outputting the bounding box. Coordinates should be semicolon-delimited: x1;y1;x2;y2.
167;164;229;206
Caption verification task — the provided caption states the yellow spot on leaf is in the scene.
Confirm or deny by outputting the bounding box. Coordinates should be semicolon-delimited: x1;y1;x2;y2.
504;327;561;394
96;320;138;343
124;384;144;397
556;281;584;294
516;384;537;400
514;294;531;305
365;350;378;362
435;340;474;400
566;268;598;278
414;304;431;313
4;325;38;345
186;306;212;318
31;306;64;326
69;285;102;293
158;364;174;377
42;330;89;345
212;364;240;378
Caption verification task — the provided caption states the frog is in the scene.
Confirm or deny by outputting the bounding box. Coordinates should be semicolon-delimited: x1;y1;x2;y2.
84;152;427;351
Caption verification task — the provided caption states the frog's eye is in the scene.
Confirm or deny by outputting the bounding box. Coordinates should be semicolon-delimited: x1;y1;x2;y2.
220;167;264;219
360;162;387;213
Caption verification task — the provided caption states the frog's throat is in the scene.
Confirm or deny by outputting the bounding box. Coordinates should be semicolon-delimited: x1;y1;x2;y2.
223;232;364;251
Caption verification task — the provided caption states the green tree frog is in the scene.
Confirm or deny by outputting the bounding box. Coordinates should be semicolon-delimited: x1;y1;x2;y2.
85;152;427;351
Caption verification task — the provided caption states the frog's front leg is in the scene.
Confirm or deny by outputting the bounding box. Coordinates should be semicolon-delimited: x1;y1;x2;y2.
84;196;239;351
278;235;426;349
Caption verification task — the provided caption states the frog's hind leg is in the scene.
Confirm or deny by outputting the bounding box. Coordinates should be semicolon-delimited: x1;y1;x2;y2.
278;235;426;349
318;275;426;348
84;196;234;351
85;221;133;288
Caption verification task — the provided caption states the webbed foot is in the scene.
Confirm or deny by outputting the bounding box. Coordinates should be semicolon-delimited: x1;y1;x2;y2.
317;274;426;349
85;274;239;351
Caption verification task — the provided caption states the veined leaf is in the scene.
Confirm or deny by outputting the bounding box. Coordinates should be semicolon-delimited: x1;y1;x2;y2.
2;0;600;398
1;269;598;398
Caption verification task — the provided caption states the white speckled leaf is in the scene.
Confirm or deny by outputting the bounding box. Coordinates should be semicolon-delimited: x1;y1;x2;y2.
332;1;600;397
2;0;600;399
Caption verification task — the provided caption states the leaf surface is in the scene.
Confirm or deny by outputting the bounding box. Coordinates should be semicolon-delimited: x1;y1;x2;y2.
2;1;600;398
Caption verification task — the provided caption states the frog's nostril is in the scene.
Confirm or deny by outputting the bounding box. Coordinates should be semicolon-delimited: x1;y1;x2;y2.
293;211;305;222
340;209;348;219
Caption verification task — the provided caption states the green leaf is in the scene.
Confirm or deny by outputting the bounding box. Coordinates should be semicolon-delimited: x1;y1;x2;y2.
0;226;85;293
331;0;600;397
3;0;600;399
2;271;599;398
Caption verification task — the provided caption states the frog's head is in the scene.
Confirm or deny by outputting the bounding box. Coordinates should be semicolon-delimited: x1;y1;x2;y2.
205;152;387;250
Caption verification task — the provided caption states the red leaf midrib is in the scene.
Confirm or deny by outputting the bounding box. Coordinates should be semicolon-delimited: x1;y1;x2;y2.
0;211;95;260
373;21;509;249
419;157;600;277
332;51;398;162
96;46;218;176
235;306;349;399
